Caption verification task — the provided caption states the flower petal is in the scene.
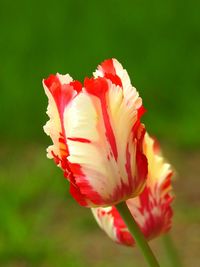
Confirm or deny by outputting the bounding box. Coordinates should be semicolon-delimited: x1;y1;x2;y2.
43;74;91;206
43;74;73;165
63;76;147;206
92;207;119;243
94;58;138;105
92;206;134;246
92;134;173;245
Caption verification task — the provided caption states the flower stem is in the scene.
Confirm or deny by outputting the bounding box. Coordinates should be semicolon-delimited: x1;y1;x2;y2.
116;202;160;267
162;234;183;267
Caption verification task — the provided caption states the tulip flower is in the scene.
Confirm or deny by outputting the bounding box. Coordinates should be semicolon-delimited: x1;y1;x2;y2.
43;59;148;208
92;133;173;246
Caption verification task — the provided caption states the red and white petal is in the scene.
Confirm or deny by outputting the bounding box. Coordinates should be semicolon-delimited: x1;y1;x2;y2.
43;73;92;206
92;206;134;246
143;133;172;189
63;86;119;206
128;134;173;238
94;59;148;194
92;207;119;243
91;134;173;246
103;77;147;200
94;58;140;109
43;73;73;165
63;76;147;206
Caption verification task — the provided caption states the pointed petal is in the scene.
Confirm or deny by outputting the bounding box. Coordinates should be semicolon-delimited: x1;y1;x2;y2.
43;74;74;165
92;206;134;246
43;74;92;206
63;76;147;206
94;58;140;106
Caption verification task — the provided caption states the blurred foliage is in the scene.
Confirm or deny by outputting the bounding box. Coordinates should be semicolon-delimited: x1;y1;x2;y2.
0;0;199;147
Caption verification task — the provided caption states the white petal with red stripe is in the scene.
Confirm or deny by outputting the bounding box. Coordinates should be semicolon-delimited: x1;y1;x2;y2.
62;76;147;206
91;134;173;245
92;207;118;242
43;73;73;164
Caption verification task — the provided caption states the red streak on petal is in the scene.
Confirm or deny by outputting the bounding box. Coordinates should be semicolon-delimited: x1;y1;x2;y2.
139;187;150;213
109;207;134;246
44;74;58;88
69;162;104;206
84;77;108;96
99;59;122;86
100;94;118;161
101;59;116;75
70;80;82;93
136;148;148;188
162;173;172;191
131;121;148;193
69;182;87;206
106;126;147;204
108;179;133;205
152;136;161;154
67;137;91;143
137;171;173;239
104;73;122;86
119;231;134;246
51;150;60;165
58;137;65;143
137;105;146;120
44;75;75;122
84;77;118;161
44;75;76;157
125;143;133;191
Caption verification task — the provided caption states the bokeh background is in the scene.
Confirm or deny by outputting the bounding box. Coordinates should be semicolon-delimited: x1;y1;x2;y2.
0;0;200;266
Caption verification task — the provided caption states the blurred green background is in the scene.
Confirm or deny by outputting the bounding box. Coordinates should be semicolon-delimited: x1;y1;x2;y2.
0;0;200;266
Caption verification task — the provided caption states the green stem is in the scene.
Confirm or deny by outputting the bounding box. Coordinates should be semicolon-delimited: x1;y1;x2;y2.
162;234;183;267
116;202;160;267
